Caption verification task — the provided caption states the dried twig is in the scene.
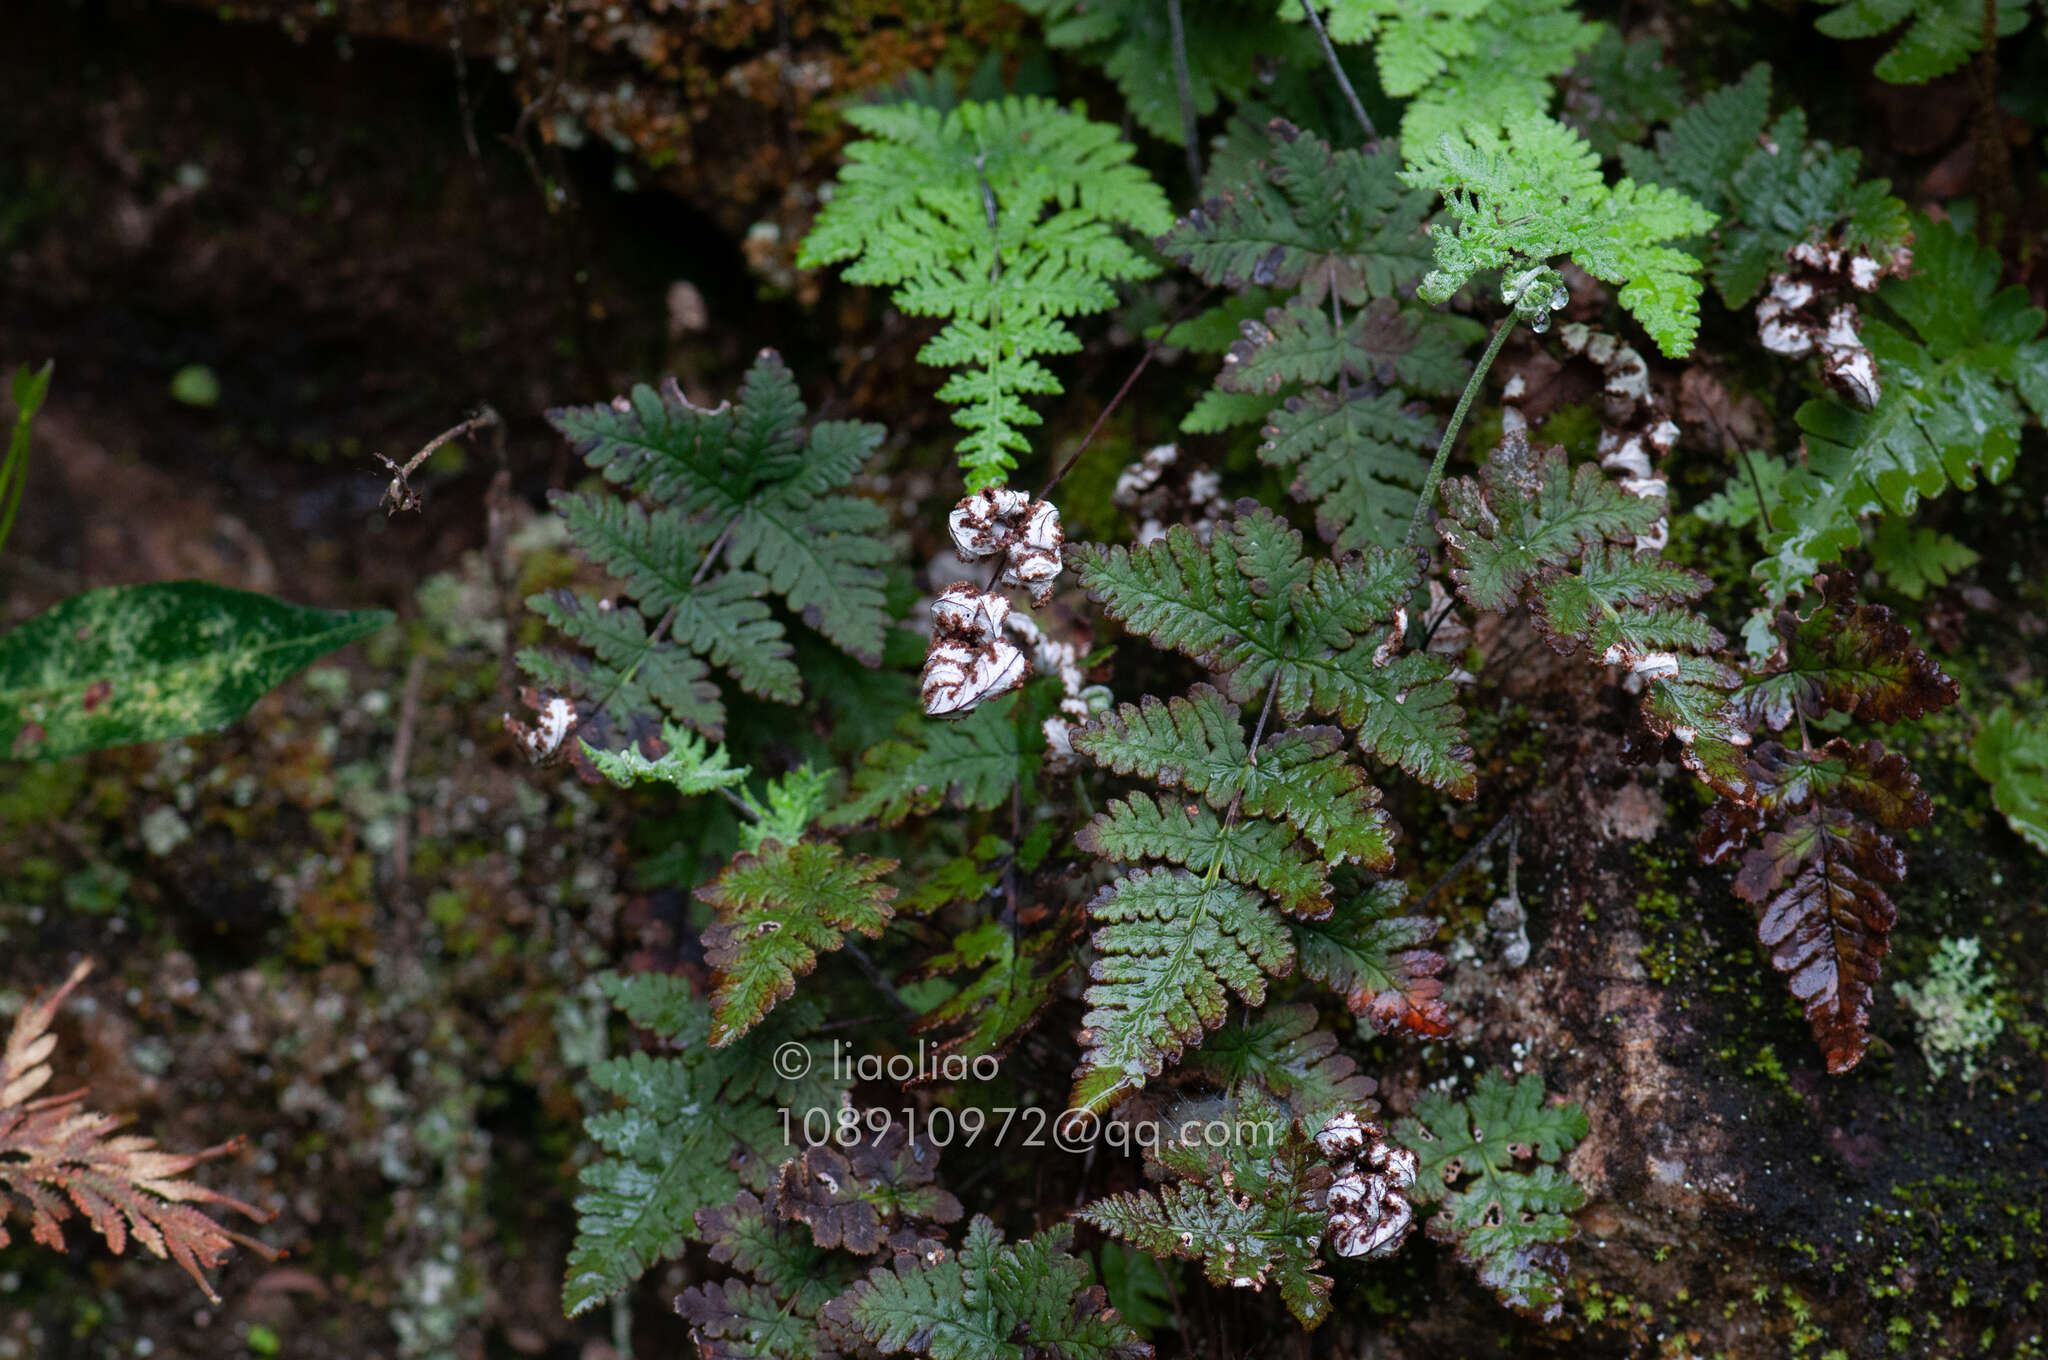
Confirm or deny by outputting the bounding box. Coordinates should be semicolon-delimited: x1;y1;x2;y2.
376;405;501;515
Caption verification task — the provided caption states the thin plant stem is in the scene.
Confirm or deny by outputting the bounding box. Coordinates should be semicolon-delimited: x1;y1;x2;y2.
1167;0;1204;187
1296;0;1374;140
1406;314;1515;551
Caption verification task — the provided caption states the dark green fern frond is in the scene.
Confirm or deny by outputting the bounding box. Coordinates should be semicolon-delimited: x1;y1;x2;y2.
1394;1073;1588;1320
530;352;892;748
564;976;844;1318
1815;0;2029;84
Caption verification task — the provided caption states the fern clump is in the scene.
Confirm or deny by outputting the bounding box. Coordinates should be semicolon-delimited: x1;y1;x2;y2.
825;1217;1151;1359
1287;0;1601;150
1395;1073;1588;1320
800;96;1172;489
1080;1089;1415;1327
1402;110;1717;356
524;352;892;752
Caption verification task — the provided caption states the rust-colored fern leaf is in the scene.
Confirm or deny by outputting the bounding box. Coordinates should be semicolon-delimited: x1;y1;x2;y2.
0;961;276;1302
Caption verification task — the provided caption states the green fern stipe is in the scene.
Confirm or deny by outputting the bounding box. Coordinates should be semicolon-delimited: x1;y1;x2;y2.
1760;218;2048;607
1403;110;1717;356
1394;1073;1588;1320
1075;506;1473;794
1289;0;1599;150
800;96;1171;489
826;1217;1150;1360
564;977;845;1317
1815;0;2029;84
695;841;900;1046
531;352;892;747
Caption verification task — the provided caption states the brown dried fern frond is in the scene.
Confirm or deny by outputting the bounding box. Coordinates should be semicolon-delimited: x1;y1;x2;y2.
0;960;277;1301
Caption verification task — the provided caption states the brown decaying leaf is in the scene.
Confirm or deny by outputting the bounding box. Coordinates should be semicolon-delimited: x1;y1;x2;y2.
1731;807;1902;1074
0;962;277;1302
1737;572;1960;732
775;1124;963;1255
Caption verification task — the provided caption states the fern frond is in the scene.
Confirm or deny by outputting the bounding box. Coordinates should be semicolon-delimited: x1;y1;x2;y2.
1291;881;1451;1036
580;721;750;794
1403;110;1716;355
829;701;1025;828
1259;387;1440;552
1187;1003;1378;1125
696;842;900;1046
676;1190;862;1360
532;352;892;747
910;918;1076;1061
565;977;844;1316
1078;1089;1362;1327
1394;1073;1588;1320
1221;296;1472;399
800;96;1171;488
0;962;274;1303
1161;122;1433;306
826;1217;1150;1360
1078;795;1332;916
1073;686;1397;867
1074;868;1295;1113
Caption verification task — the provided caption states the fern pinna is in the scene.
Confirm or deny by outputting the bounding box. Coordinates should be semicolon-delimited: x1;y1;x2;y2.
520;350;891;757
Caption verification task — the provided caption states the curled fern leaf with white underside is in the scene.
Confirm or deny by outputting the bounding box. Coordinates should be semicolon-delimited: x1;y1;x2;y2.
800;97;1171;490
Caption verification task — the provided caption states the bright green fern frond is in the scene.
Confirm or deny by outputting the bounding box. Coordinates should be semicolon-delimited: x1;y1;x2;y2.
581;722;750;794
695;841;900;1046
800;95;1170;489
827;1217;1149;1360
1758;217;2047;606
1074;868;1295;1113
1386;0;1601;151
1394;1073;1588;1320
1815;0;2029;84
1402;110;1716;356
